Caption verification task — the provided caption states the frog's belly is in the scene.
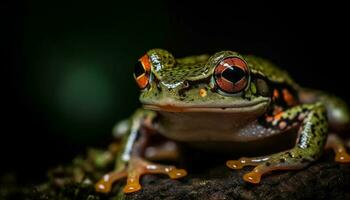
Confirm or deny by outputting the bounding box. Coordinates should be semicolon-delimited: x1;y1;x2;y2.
156;111;283;143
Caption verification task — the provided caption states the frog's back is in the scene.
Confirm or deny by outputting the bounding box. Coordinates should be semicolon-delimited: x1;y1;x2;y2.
243;55;298;88
176;53;299;88
148;49;299;90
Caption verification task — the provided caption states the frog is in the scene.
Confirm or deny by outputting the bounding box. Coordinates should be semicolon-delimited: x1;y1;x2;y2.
95;49;350;194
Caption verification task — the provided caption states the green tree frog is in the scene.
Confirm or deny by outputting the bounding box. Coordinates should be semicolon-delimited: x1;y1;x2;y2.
95;49;350;194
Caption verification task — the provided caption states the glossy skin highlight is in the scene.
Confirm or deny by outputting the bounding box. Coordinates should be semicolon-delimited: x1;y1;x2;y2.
95;49;350;194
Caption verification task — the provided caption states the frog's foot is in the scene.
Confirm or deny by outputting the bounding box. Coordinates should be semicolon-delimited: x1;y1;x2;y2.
227;150;309;184
226;156;270;169
241;162;305;184
325;134;350;163
95;157;187;194
226;155;292;184
226;155;300;184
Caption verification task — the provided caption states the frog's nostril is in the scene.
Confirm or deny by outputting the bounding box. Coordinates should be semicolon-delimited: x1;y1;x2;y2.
183;81;190;88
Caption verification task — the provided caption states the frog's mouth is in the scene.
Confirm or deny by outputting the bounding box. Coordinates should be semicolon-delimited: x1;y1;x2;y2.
143;99;271;143
143;99;270;113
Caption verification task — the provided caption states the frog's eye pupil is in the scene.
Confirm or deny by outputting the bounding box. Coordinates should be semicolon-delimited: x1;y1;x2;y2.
214;57;249;94
134;62;145;78
221;66;246;83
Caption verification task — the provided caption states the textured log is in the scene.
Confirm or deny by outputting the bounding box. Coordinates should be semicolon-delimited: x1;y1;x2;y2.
123;154;350;200
1;151;349;200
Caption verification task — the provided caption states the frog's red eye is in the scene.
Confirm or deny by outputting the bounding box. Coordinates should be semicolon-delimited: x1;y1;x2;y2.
214;57;249;93
134;54;151;89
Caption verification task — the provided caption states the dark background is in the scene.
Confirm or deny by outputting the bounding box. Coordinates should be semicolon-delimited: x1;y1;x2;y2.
3;1;350;185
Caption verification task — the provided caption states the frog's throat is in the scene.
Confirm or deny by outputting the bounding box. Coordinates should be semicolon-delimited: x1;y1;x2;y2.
142;100;270;113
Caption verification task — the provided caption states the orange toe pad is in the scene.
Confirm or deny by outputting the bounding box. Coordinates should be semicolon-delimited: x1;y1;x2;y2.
335;151;350;163
226;160;244;169
168;169;187;179
123;182;142;193
243;172;262;184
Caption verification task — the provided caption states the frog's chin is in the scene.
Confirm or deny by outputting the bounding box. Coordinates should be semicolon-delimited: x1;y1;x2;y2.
142;99;270;113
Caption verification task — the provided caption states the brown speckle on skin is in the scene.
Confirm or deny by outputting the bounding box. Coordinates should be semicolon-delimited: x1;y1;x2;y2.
279;121;287;129
266;116;273;122
286;152;293;158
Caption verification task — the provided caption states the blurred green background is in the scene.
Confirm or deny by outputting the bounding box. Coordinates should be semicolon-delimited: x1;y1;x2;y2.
20;1;172;143
4;1;350;183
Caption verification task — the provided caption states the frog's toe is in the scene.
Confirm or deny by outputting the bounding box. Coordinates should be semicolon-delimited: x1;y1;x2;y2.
95;170;128;193
335;150;350;163
226;160;244;169
168;168;187;179
123;172;142;193
123;182;141;193
243;171;262;184
325;134;350;163
226;156;269;170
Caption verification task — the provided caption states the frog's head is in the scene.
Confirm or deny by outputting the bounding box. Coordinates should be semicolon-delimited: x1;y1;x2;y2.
133;49;271;116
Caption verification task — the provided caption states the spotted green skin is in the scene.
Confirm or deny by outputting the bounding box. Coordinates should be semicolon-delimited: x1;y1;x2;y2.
121;49;350;181
266;103;328;165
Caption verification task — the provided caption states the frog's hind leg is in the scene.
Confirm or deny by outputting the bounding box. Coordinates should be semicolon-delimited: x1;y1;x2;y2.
227;103;328;184
325;134;350;163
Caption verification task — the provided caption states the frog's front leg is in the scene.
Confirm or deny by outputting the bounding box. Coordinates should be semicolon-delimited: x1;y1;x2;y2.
227;103;334;184
95;109;187;194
